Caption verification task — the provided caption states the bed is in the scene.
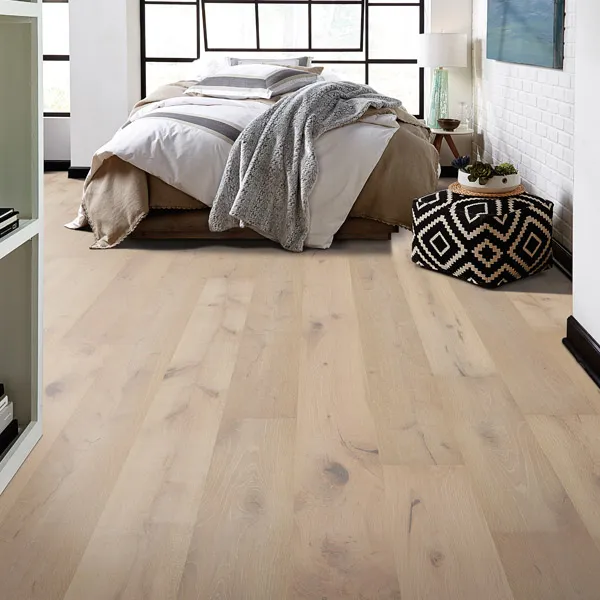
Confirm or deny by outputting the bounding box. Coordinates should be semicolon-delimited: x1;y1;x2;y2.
70;65;440;251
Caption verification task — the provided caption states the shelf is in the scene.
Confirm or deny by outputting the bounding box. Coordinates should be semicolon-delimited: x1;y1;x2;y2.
0;237;42;495
0;0;42;496
0;220;40;261
0;421;42;493
0;0;40;18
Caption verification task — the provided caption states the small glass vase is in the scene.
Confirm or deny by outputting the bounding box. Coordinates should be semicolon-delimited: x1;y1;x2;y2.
459;102;473;130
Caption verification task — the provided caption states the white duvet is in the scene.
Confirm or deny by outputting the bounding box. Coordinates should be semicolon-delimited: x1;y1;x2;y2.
71;94;400;248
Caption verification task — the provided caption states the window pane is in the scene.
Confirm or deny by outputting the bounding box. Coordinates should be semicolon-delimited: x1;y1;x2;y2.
145;62;192;94
146;5;197;58
42;3;69;55
369;6;420;60
43;60;70;112
259;5;308;49
369;64;420;114
205;4;256;49
314;62;366;84
312;4;362;49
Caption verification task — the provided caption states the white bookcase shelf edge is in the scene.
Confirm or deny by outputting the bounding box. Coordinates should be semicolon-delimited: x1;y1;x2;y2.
0;421;42;494
0;219;40;261
0;0;40;18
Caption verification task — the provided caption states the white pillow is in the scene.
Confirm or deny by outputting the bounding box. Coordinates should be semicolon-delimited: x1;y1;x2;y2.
185;63;318;99
187;56;229;81
228;56;312;67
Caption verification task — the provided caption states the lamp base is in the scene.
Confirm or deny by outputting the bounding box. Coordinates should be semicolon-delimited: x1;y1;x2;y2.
428;67;449;129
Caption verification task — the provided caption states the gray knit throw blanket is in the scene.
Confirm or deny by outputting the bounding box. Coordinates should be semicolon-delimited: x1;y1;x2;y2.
208;81;401;252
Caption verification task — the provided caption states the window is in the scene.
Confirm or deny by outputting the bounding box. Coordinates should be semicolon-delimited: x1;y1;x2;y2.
43;0;70;116
140;0;424;117
141;0;201;99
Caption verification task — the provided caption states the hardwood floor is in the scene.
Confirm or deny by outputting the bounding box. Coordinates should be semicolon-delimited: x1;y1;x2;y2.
0;172;598;599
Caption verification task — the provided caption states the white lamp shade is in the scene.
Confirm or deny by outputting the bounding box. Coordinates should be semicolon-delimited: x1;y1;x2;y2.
418;33;468;68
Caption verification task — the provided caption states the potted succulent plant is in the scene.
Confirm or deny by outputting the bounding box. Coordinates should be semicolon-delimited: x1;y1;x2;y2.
452;156;521;194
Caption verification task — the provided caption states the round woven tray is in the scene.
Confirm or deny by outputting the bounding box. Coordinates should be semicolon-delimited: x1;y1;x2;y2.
448;182;526;198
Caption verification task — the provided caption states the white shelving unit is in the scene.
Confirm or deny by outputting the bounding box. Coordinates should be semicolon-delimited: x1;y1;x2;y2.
0;0;43;493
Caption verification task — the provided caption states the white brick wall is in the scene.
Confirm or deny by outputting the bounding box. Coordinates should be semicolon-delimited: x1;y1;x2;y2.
472;0;576;251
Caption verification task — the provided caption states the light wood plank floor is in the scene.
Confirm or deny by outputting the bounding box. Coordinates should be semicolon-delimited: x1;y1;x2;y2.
0;173;599;600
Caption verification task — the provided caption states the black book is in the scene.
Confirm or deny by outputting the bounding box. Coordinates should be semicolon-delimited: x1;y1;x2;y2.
0;419;18;456
0;221;19;239
0;209;19;239
0;208;17;224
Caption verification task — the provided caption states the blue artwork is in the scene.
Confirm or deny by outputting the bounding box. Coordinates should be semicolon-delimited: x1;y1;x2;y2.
487;0;565;69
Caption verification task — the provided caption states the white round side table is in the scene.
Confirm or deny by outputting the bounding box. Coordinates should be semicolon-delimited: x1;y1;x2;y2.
431;128;474;159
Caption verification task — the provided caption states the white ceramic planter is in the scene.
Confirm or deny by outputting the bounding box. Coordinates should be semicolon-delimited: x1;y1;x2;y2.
458;170;521;194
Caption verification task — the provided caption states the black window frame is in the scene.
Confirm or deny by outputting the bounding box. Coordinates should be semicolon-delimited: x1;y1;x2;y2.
141;0;201;101
43;0;71;118
200;0;365;53
140;0;424;118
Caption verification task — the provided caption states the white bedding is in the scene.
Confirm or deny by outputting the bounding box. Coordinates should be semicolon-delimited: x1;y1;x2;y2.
78;95;399;248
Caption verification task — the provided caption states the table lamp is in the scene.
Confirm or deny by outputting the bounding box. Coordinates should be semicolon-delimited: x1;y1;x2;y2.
418;33;468;129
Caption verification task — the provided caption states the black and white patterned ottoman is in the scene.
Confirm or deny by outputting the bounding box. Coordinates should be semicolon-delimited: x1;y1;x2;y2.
411;190;554;288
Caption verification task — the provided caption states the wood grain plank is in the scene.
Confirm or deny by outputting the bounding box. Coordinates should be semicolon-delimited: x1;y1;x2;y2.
296;252;377;442
44;253;128;343
62;278;253;600
222;255;303;419
63;252;175;344
292;437;400;600
508;291;572;330
290;253;400;599
177;418;295;600
504;267;572;330
449;274;597;415
384;465;514;600
392;235;496;378
351;252;462;466
440;376;600;600
527;415;600;549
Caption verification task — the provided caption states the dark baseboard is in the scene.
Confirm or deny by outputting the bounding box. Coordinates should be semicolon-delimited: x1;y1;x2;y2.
44;160;70;173
563;316;600;389
552;240;572;280
68;166;90;180
440;166;458;178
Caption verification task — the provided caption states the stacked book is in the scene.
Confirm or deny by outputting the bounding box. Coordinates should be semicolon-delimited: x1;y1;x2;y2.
0;384;18;456
0;208;19;240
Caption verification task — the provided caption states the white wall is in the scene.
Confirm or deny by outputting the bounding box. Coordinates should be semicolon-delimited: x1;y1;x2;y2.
573;0;600;342
427;0;473;165
69;0;140;167
44;117;70;161
472;0;576;251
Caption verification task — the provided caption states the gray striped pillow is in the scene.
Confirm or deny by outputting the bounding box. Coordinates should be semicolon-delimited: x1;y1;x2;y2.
185;64;317;100
228;56;312;67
